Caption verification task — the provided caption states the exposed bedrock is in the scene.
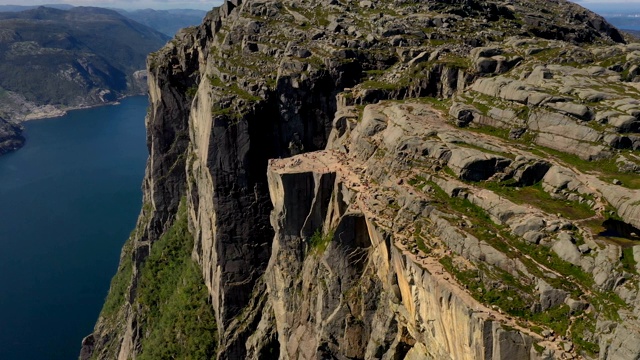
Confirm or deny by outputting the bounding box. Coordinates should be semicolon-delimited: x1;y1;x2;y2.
83;0;640;358
261;164;544;360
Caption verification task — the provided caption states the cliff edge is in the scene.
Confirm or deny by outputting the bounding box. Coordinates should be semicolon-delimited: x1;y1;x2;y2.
83;0;640;359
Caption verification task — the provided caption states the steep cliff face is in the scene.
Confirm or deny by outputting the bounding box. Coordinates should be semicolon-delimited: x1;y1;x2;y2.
84;0;640;359
262;158;545;359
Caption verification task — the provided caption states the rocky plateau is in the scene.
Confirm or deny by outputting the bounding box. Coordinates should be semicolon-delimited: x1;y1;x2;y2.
83;0;640;359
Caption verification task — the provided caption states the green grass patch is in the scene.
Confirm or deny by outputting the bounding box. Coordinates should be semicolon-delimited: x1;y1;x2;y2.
186;85;198;99
572;315;599;357
621;247;637;273
484;182;595;220
468;123;511;139
529;304;571;335
363;69;387;77
137;198;217;360
530;147;640;190
207;74;225;87
441;254;574;335
533;342;545;354
439;54;471;70
414;96;451;112
360;80;399;91
519;240;594;290
309;228;334;254
99;238;133;319
409;178;515;256
440;257;533;318
413;222;432;254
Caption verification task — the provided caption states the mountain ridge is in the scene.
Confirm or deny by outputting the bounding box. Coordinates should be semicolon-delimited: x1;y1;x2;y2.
0;5;170;155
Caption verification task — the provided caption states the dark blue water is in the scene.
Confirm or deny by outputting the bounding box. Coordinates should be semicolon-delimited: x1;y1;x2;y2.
0;96;149;360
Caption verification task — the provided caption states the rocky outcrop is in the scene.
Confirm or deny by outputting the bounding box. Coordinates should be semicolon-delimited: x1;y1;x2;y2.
259;162;544;359
84;0;640;359
0;117;24;155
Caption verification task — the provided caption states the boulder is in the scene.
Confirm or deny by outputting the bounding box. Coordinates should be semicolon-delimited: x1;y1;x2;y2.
449;102;479;127
565;298;588;314
526;66;553;85
508;159;552;186
512;215;546;236
537;279;568;311
609;115;640;133
545;101;593;121
447;147;511;181
551;233;581;266
470;46;502;59
475;57;498;74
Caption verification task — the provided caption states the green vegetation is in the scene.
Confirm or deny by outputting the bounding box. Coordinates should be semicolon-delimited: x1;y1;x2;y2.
228;83;262;102
529;304;571;335
531;47;563;63
621;247;637;273
100;238;134;319
137;199;217;359
358;59;470;97
211;104;238;118
465;117;640;190
532;342;545;354
484;182;595;220
440;257;532;317
515;239;594;292
309;228;334;254
207;74;225;87
438;54;471;70
186;85;199;99
414;96;452;112
529;147;640;190
413;177;595;291
419;178;512;254
411;176;630;341
360;80;400;91
440;255;575;335
572;315;599;356
467;122;512;139
413;223;431;254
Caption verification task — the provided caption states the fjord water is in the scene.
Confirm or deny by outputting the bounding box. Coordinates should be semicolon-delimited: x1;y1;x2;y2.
0;96;148;359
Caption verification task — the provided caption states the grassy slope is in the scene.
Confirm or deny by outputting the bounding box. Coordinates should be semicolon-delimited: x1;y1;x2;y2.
96;199;217;359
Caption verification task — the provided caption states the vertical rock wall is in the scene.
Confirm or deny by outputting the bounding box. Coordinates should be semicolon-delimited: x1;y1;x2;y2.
262;163;543;359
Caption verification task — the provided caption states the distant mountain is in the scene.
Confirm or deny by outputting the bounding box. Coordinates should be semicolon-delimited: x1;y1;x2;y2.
0;4;73;12
115;9;208;37
625;29;640;39
0;4;208;37
602;14;640;31
0;6;169;122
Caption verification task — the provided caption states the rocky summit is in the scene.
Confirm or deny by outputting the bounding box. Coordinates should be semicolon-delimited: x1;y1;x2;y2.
82;0;640;359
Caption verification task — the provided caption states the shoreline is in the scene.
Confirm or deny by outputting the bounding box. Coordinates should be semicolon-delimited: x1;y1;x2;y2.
0;94;148;157
19;94;146;122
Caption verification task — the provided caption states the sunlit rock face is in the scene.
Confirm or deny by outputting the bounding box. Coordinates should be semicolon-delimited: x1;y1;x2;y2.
83;0;640;359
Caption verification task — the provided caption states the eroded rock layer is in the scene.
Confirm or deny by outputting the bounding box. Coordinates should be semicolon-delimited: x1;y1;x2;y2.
84;0;640;359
